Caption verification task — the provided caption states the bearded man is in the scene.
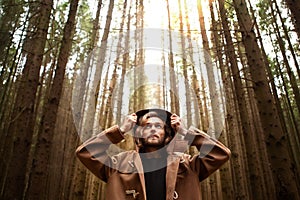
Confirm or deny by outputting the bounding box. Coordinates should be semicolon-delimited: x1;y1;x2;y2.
76;108;231;200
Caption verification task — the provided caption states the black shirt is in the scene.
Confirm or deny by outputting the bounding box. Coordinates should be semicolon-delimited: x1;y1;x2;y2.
141;154;167;200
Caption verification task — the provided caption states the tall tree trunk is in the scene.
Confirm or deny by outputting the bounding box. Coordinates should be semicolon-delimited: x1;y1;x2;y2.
270;0;300;112
232;0;300;198
218;0;272;198
284;0;300;39
132;0;145;112
0;0;23;63
0;7;29;185
274;54;300;174
197;1;224;199
25;0;79;198
70;2;109;198
183;0;201;129
220;54;247;199
76;0;103;134
116;0;131;124
197;0;223;138
83;0;115;138
1;0;53;199
48;82;77;199
178;0;192;126
214;1;249;199
270;21;300;131
246;1;282;198
215;32;236;200
166;0;179;114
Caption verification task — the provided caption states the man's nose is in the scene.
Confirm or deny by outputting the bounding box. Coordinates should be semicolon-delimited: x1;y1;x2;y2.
149;125;160;131
150;125;156;131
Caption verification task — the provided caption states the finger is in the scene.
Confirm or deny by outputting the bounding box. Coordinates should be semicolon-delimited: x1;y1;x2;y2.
129;118;136;124
171;117;178;121
171;114;178;119
171;116;180;122
171;120;180;127
132;116;137;122
131;113;137;120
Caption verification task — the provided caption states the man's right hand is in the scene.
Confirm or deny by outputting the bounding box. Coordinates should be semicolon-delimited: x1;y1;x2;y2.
119;113;137;133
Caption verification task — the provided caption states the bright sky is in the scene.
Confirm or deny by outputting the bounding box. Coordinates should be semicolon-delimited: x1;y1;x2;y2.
143;0;207;31
87;0;209;31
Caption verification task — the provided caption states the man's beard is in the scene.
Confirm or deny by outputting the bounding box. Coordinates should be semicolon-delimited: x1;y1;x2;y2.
141;135;166;148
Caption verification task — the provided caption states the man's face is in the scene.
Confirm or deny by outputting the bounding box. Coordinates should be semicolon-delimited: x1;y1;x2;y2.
140;117;166;148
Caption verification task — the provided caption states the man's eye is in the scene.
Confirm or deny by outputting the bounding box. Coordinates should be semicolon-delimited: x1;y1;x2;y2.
145;124;152;129
155;124;162;129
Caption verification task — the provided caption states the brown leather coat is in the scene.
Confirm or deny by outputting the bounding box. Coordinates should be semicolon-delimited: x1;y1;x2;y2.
76;125;231;200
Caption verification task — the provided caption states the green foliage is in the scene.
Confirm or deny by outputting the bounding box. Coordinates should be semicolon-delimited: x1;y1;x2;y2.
257;0;273;31
224;0;236;20
72;1;93;62
0;0;25;65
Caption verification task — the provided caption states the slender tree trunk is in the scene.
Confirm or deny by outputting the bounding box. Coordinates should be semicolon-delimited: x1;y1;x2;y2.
166;0;179;114
70;2;110;198
76;0;103;135
105;67;119;128
183;0;201;129
178;0;192;126
275;55;300;174
83;0;115;137
270;0;300;112
197;1;225;199
284;0;300;39
216;37;235;200
135;0;145;111
0;10;29;185
221;60;247;200
233;0;300;198
267;11;300;172
0;0;25;126
246;1;282;198
48;82;77;199
116;0;130;124
0;0;23;63
1;0;53;199
218;0;272;198
197;0;223;139
25;0;79;198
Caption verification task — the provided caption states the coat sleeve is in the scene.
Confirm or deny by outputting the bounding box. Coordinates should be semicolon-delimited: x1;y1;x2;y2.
184;127;231;181
75;125;125;182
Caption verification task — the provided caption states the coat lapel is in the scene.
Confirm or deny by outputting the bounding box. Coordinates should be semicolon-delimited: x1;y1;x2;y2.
134;153;147;199
166;155;180;200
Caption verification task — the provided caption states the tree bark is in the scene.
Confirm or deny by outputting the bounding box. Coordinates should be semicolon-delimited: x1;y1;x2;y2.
166;0;179;114
270;0;300;112
284;0;300;39
2;0;53;199
83;0;115;137
25;0;79;198
233;0;300;198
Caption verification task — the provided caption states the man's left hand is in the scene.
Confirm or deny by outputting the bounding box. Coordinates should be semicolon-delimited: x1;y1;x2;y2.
170;114;187;136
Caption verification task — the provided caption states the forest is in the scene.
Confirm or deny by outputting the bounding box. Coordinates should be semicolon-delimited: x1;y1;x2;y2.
0;0;299;199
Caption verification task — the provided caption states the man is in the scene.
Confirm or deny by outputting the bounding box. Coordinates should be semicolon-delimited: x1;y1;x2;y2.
76;108;231;200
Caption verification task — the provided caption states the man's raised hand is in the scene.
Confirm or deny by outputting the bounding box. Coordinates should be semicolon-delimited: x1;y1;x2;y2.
119;113;137;133
170;114;187;136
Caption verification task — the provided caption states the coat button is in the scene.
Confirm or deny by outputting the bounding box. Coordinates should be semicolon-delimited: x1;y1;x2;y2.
125;189;139;199
173;191;179;199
